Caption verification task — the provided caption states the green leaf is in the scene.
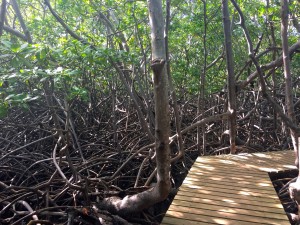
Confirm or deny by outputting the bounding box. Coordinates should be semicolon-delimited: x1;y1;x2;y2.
1;40;12;49
11;43;20;53
0;104;8;118
20;43;29;51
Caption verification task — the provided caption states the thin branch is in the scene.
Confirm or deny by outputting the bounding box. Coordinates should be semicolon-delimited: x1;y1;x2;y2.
10;0;32;43
51;136;83;191
3;25;27;41
206;50;224;70
44;0;88;45
291;13;300;33
239;40;300;89
0;0;6;36
0;135;53;162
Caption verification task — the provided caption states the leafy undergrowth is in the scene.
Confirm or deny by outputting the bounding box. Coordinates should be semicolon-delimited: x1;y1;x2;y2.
269;169;299;225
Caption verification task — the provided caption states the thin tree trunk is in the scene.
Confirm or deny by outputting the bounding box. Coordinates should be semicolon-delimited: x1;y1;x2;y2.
0;0;6;36
197;0;207;155
280;0;298;157
282;0;300;222
222;0;236;154
266;0;279;143
166;0;184;162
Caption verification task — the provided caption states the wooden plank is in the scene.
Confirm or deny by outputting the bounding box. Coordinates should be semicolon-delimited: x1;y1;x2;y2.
179;184;278;198
186;173;273;187
191;161;291;174
220;152;295;171
183;177;276;193
178;188;282;204
190;165;271;177
187;171;273;182
187;170;269;181
170;199;288;220
192;159;293;171
164;208;290;225
190;167;269;177
173;194;284;210
162;216;217;225
195;151;295;169
162;215;266;225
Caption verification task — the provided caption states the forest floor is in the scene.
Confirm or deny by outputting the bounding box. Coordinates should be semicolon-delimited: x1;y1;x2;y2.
0;99;296;224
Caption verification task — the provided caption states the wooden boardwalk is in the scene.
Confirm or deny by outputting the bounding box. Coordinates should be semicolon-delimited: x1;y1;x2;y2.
161;150;297;225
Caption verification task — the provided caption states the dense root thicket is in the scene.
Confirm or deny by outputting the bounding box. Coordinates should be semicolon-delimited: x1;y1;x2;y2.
270;170;299;225
0;87;298;224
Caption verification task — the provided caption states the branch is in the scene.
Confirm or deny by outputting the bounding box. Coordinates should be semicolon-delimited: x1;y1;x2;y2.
206;50;224;70
170;112;230;142
0;0;6;36
97;10;129;52
230;0;253;54
10;0;32;43
44;0;88;45
52;136;83;191
291;14;300;33
239;40;300;89
0;135;53;162
3;25;27;41
232;0;300;89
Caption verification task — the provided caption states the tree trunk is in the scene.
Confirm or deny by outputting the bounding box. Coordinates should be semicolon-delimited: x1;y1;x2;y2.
0;0;6;36
148;0;171;198
266;0;279;144
222;0;236;154
99;0;171;215
197;0;207;156
166;0;184;162
280;0;298;163
281;0;300;223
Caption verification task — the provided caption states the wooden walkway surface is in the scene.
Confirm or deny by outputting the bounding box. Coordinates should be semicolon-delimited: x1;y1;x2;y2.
161;150;297;225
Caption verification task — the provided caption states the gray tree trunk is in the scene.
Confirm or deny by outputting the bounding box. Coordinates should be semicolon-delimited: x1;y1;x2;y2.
282;0;300;223
222;0;237;154
148;0;171;198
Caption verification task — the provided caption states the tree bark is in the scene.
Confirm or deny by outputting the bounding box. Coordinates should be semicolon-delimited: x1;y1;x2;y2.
2;25;27;41
222;0;236;154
